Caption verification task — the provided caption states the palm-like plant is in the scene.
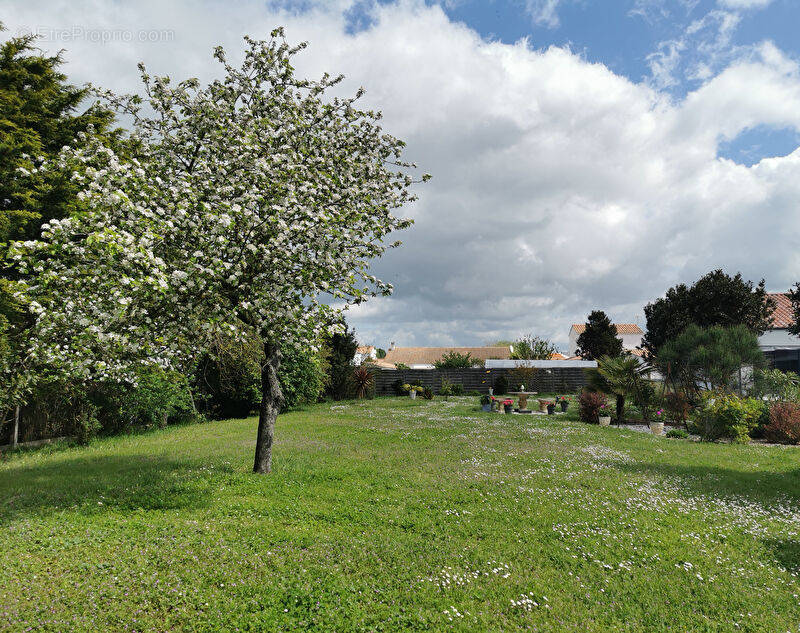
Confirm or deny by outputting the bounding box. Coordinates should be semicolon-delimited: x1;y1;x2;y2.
587;355;650;422
350;366;375;400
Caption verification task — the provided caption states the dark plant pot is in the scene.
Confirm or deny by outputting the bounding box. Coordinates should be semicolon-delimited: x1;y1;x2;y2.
547;404;555;415
560;401;568;412
481;404;492;412
504;404;513;414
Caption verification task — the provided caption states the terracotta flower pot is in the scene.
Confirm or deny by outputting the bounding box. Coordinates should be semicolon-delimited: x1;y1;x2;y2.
599;416;611;426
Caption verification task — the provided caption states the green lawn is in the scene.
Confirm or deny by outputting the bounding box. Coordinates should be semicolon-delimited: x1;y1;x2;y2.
2;397;800;632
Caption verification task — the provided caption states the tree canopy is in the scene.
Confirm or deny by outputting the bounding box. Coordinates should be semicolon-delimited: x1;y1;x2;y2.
434;351;483;369
510;334;558;360
13;30;426;472
0;25;117;413
642;270;773;357
575;311;623;360
656;324;764;393
0;25;117;244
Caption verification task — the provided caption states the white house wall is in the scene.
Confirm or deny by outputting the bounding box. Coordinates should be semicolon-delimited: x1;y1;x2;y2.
568;330;642;355
758;328;800;351
486;359;598;369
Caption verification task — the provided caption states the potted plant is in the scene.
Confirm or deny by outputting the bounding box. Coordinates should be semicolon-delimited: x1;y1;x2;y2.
650;408;664;435
402;383;421;399
480;394;493;412
537;399;547;412
598;403;611;426
559;396;569;412
546;401;555;415
503;398;514;414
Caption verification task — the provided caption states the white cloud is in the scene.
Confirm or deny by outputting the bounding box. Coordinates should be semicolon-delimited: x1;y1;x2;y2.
524;0;564;29
3;0;800;348
647;39;686;89
718;0;773;9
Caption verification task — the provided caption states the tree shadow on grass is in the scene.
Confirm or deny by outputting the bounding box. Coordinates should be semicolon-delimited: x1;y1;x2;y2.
0;452;217;524
763;538;800;574
614;460;800;506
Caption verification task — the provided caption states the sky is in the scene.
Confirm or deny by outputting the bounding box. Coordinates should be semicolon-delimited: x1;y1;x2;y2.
5;0;800;351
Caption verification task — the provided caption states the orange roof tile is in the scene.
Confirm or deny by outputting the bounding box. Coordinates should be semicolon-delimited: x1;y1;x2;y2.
767;293;794;329
382;346;511;366
571;323;643;335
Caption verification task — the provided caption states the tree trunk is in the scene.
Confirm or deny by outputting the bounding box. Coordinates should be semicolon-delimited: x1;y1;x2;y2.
616;394;625;422
11;405;20;449
253;342;283;474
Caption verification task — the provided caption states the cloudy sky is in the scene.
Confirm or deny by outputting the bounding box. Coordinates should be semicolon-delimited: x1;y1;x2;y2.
5;0;800;350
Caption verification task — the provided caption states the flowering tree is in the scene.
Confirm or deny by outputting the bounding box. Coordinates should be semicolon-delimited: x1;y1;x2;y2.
13;30;425;472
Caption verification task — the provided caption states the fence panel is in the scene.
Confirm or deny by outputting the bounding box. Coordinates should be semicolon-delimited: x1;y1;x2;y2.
373;367;587;396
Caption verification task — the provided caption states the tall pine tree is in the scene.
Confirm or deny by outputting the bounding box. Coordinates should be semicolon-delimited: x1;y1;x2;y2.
576;311;624;360
0;25;117;419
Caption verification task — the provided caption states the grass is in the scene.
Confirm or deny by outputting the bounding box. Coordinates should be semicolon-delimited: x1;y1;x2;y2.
2;396;800;631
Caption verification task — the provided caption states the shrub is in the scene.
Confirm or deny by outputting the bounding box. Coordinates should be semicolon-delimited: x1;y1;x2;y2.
695;393;763;443
14;381;97;444
350;366;374;400
323;326;358;401
193;332;262;418
480;394;491;405
632;379;657;422
508;367;537;391
422;387;434;400
451;383;464;396
666;428;690;439
392;379;405;396
764;402;800;445
494;375;508;395
752;369;800;402
466;390;481;396
73;402;101;445
434;351;483;368
116;367;195;429
663;391;690;424
751;402;771;439
579;391;608;424
438;380;454;398
278;346;326;410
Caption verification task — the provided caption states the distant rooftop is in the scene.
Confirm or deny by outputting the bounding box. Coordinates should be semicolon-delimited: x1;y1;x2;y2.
767;293;793;329
379;346;511;367
570;323;643;335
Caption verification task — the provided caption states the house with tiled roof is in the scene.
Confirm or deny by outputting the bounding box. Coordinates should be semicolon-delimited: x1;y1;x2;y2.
373;346;511;369
759;293;800;372
567;322;643;357
354;345;377;366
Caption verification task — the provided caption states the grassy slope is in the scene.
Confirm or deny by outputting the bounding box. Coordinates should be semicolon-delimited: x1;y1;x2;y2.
2;396;800;632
